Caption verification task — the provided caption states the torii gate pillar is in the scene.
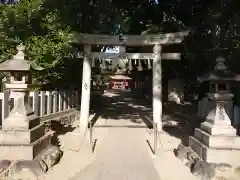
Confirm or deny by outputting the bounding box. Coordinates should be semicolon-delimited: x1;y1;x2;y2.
153;44;162;131
79;44;92;131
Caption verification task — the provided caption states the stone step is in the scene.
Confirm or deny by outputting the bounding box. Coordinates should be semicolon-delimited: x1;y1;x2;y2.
189;136;240;165
194;128;240;149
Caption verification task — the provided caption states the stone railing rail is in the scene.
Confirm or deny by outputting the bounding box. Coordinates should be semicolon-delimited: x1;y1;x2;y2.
0;90;80;125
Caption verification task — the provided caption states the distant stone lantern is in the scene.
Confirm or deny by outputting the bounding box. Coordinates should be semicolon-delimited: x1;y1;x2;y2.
0;44;62;176
189;56;240;164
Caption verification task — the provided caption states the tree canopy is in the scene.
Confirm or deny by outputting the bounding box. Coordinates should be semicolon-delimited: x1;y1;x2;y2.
0;0;240;88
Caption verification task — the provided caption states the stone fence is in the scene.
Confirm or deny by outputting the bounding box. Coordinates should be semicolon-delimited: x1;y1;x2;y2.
0;90;80;125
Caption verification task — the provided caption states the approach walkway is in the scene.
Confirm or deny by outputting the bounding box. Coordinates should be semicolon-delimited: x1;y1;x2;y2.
74;90;161;180
42;90;198;180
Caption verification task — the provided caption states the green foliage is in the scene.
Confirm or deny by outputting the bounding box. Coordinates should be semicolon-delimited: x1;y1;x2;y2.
26;30;73;68
0;0;75;84
1;0;240;91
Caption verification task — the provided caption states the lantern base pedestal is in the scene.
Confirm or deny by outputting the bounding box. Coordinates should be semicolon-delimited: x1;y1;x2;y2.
0;132;52;161
0;131;63;179
189;136;240;165
201;121;236;136
2;114;40;131
189;123;240;165
0;108;63;178
0;124;45;145
0;97;62;166
189;91;240;164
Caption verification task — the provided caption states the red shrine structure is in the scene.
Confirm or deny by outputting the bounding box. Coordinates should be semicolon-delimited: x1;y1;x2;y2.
109;74;132;90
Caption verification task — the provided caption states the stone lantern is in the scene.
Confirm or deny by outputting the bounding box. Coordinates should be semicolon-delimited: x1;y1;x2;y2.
189;56;240;165
0;44;43;130
0;44;62;176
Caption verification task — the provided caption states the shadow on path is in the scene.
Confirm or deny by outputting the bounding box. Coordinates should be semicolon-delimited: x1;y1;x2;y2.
89;90;154;129
89;90;203;146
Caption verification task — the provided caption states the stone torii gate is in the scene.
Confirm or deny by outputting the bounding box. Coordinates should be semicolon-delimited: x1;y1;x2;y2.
75;32;189;132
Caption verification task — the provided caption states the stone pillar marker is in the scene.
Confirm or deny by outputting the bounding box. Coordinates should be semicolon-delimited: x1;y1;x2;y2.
189;56;240;165
0;44;62;176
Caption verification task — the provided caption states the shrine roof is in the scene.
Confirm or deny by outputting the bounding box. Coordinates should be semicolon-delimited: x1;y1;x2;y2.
109;74;132;80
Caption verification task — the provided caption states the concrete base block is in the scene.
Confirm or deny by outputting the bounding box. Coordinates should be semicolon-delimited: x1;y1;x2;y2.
189;136;240;165
0;133;52;161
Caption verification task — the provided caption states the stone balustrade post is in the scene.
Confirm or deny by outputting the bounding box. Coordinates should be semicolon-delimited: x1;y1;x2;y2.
67;91;71;109
69;90;73;108
40;91;46;116
33;91;39;116
52;91;58;113
46;91;53;115
63;91;67;110
58;91;63;111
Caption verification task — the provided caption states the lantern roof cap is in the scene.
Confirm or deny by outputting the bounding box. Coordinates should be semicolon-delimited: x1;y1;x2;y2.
198;56;240;82
0;44;43;72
